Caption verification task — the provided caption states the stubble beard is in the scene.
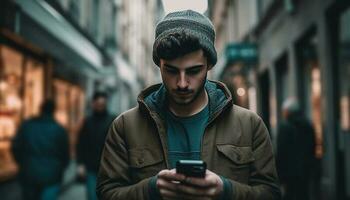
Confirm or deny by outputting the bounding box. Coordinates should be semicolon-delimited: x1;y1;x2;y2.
167;77;207;107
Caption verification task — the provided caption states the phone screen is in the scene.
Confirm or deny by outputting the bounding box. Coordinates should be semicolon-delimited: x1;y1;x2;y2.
176;160;206;178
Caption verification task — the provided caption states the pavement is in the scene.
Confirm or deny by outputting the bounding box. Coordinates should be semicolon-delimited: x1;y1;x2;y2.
59;161;86;200
1;160;87;200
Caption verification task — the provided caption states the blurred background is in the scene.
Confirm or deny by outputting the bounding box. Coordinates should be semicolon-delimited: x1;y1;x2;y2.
0;0;349;199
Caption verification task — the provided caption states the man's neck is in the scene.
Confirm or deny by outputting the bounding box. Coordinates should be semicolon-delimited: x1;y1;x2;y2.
169;89;208;117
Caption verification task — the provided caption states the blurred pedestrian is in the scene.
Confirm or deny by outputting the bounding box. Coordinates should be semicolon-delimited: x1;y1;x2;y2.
276;98;316;200
97;9;281;200
11;99;69;200
76;92;115;200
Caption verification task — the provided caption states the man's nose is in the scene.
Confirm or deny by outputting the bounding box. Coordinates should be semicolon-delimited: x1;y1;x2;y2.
177;72;188;89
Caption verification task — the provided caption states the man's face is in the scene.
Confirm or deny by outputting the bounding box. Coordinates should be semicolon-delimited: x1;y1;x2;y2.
160;49;210;106
93;97;107;113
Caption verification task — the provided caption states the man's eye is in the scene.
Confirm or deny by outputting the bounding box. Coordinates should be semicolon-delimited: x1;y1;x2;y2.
187;69;201;75
166;68;177;74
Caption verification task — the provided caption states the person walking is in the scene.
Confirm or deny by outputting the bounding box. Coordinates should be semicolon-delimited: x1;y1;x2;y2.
11;99;69;200
276;98;316;200
76;92;115;200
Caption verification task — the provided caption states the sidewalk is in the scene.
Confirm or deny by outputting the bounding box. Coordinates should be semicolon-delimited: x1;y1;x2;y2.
1;160;87;200
59;160;86;200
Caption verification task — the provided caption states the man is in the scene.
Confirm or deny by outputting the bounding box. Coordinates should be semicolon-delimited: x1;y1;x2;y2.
77;92;115;200
97;10;281;200
276;98;316;200
12;99;69;200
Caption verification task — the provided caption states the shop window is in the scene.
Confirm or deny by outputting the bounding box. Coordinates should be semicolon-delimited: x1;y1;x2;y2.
332;5;350;198
53;79;85;132
339;8;350;133
23;59;44;119
0;45;23;180
54;79;70;127
296;29;324;159
0;45;23;141
221;63;250;109
0;44;46;181
53;79;85;156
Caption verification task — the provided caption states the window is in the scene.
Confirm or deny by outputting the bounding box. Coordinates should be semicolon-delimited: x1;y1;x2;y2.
296;28;323;159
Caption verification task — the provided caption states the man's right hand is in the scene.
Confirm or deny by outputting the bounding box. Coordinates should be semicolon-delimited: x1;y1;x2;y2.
156;169;214;200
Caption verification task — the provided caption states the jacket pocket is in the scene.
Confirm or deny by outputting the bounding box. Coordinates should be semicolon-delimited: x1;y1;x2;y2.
129;147;164;182
129;148;163;168
216;144;254;166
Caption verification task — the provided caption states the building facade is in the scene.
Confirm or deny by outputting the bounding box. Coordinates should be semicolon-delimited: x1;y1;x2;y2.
210;0;350;199
0;0;127;182
117;0;163;89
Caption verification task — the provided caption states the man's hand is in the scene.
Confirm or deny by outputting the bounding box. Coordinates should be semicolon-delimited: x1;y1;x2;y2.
76;165;86;183
156;169;224;200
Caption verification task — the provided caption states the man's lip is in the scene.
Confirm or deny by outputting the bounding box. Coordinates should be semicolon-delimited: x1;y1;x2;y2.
175;91;192;96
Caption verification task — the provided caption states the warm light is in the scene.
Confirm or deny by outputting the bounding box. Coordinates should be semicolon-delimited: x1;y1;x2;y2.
6;95;22;110
237;87;246;97
161;0;208;14
341;96;349;130
0;117;16;138
0;81;7;91
312;68;321;95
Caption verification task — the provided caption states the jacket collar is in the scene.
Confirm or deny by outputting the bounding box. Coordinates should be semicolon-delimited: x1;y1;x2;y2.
137;80;233;122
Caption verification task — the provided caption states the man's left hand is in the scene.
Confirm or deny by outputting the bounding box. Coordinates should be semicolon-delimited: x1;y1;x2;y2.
176;169;224;200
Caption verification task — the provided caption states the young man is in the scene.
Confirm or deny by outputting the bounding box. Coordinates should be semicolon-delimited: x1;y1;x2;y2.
97;10;281;200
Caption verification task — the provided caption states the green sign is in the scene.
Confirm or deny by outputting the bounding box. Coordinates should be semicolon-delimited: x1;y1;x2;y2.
225;43;258;64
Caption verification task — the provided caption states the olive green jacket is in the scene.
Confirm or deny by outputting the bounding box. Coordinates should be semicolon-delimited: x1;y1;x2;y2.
97;80;281;200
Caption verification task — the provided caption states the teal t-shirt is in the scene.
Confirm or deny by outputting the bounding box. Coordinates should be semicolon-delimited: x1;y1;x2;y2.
165;105;209;168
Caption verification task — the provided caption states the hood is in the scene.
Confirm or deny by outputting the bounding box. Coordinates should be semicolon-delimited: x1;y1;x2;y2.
137;80;233;122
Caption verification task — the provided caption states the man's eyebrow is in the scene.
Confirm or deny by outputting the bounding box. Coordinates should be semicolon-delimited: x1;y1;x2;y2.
164;64;205;70
164;64;178;69
187;65;205;70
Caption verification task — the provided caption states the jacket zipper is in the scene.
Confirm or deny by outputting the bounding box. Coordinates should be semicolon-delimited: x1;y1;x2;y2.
200;100;233;161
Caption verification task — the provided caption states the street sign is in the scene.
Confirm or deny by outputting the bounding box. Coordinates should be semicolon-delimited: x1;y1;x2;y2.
225;43;258;64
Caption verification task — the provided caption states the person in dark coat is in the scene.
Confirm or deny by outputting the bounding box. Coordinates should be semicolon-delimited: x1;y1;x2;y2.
76;92;115;200
11;99;69;200
276;98;316;200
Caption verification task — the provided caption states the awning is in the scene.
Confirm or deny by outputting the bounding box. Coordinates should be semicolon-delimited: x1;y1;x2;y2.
15;0;103;71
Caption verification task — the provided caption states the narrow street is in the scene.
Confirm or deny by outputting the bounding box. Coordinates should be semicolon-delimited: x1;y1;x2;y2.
1;0;350;199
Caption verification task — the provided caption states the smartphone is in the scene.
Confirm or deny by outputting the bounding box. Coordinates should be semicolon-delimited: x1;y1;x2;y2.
176;160;206;178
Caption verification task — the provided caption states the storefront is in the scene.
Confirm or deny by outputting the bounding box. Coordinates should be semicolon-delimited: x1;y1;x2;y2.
328;2;350;198
53;79;85;157
295;28;324;159
219;43;258;111
0;36;87;181
0;0;108;183
0;43;46;181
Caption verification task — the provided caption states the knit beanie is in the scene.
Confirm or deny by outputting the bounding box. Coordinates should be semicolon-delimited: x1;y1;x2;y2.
153;10;217;66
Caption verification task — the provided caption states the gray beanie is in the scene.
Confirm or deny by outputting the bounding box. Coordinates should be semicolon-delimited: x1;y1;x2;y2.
153;10;217;66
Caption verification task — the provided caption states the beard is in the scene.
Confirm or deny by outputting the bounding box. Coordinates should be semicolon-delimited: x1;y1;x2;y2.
166;76;207;106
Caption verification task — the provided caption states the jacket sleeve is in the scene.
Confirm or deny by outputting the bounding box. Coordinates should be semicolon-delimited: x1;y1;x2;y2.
96;115;152;200
228;116;282;200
